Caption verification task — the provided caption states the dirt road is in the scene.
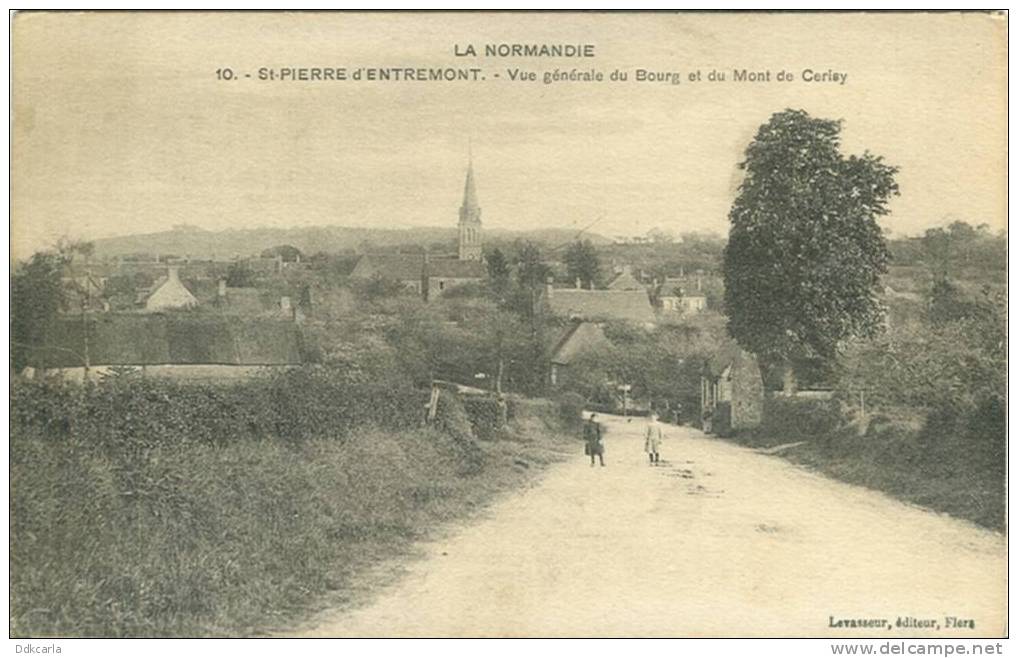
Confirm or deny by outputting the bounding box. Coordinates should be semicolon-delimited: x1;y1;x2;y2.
299;415;1006;637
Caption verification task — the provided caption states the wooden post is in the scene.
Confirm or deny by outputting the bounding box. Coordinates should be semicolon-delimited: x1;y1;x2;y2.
427;385;440;423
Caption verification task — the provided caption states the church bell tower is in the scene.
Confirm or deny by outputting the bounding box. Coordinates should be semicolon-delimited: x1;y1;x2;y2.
458;155;483;261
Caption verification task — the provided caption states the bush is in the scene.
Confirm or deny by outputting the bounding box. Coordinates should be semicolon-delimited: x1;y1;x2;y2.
761;396;843;441
430;393;485;473
555;391;586;431
431;391;473;442
461;396;507;441
505;397;561;437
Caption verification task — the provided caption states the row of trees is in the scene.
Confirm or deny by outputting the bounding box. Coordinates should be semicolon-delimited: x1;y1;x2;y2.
889;221;1006;278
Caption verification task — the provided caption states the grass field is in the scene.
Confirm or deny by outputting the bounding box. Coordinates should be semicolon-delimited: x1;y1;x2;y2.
10;407;575;637
725;420;1005;532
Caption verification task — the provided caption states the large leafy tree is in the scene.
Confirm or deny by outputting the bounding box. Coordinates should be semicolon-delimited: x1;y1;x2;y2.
563;240;602;289
485;247;511;294
723;109;899;390
11;251;67;372
260;244;303;262
505;241;552;320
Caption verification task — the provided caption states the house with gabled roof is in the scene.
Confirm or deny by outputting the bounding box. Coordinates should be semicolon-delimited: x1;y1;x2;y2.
142;266;199;311
351;253;429;295
541;279;656;326
20;314;307;383
605;265;645;291
549;320;612;387
700;345;763;435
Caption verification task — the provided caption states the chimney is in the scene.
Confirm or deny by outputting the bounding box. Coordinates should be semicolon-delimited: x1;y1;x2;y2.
218;278;227;299
167;266;180;282
545;276;554;299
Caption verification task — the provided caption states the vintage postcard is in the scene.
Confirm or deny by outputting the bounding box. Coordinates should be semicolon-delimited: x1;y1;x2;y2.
9;11;1007;641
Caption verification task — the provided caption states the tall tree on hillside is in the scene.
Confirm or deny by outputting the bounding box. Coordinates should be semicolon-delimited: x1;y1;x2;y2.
514;241;552;289
723;109;900;392
564;240;602;289
485;247;511;293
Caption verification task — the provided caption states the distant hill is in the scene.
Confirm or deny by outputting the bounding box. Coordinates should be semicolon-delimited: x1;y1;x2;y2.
90;225;611;259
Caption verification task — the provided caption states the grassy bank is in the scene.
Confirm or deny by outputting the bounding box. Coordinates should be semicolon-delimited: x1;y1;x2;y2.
725;406;1005;532
10;380;576;637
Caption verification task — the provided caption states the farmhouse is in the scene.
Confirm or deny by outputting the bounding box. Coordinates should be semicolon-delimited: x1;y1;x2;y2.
141;266;199;312
549;321;612;387
542;279;656;326
700;346;763;435
20;314;306;382
605;265;644;291
351;253;486;299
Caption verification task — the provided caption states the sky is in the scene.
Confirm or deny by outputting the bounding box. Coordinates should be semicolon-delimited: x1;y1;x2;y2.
11;12;1007;259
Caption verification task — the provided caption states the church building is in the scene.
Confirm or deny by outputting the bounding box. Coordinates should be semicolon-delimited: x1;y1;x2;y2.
457;157;483;261
351;155;487;299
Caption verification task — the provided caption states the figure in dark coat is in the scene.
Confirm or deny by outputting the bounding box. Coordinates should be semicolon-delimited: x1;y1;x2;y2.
584;414;605;467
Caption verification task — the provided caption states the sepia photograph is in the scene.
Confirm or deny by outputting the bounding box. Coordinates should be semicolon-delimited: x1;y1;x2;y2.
7;10;1008;644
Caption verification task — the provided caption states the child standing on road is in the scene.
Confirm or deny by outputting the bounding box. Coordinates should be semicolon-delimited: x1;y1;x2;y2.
584;414;605;467
644;413;664;465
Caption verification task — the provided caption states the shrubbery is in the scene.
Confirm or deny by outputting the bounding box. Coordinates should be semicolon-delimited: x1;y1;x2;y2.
11;365;424;452
461;396;507;441
759;396;843;441
555;391;586;431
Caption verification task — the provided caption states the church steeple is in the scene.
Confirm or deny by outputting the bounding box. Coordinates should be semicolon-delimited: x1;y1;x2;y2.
462;159;479;210
458;150;483;261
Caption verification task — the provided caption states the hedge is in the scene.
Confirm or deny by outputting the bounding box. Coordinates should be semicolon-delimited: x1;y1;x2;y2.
11;365;424;453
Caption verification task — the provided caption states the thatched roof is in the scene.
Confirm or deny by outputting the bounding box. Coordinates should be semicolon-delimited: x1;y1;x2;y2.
351;254;425;282
545;288;655;324
427;258;486;279
351;254;485;282
551;321;611;366
703;343;750;379
25;314;305;368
